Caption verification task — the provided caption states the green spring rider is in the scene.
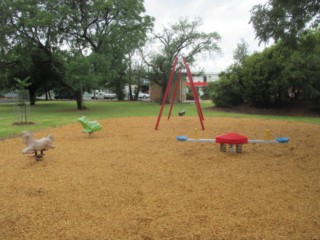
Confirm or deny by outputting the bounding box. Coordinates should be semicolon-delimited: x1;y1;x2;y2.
77;116;102;137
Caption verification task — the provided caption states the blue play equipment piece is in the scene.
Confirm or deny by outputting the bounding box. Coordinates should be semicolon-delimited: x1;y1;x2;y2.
176;136;188;141
276;137;289;143
77;116;102;136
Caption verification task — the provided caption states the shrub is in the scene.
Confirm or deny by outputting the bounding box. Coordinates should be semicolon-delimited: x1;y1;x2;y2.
207;76;243;107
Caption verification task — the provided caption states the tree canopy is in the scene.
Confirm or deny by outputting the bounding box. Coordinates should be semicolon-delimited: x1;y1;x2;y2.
142;17;221;99
0;0;153;109
208;30;320;109
250;0;320;47
208;1;320;110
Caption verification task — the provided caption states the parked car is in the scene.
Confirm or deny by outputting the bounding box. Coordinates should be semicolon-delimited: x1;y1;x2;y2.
91;91;116;99
91;92;105;99
138;92;149;99
104;92;117;99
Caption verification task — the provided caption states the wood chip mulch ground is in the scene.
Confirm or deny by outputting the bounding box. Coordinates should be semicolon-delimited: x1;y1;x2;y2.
0;116;319;240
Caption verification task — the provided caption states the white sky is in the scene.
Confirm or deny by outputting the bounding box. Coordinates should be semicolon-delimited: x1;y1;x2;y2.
143;0;269;73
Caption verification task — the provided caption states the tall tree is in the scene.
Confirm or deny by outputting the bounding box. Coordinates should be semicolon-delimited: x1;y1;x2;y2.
249;0;320;110
0;0;153;109
64;0;154;100
0;0;71;105
250;0;320;47
233;39;250;65
143;17;221;101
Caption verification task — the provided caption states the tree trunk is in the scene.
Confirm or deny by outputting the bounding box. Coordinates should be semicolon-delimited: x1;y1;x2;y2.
161;74;169;104
74;90;84;110
128;85;133;100
28;88;37;106
115;78;125;101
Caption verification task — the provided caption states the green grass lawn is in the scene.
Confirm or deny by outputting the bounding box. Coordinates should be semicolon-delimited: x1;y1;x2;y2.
0;100;319;139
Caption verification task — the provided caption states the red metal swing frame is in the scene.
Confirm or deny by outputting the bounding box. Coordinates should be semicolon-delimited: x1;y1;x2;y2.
155;56;205;130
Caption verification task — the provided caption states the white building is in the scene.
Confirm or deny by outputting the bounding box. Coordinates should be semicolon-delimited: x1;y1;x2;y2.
185;72;220;97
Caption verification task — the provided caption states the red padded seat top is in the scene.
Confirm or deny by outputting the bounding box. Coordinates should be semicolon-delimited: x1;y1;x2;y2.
216;132;248;144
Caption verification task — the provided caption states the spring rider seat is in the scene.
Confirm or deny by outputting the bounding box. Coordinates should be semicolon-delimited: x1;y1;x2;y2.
77;116;102;137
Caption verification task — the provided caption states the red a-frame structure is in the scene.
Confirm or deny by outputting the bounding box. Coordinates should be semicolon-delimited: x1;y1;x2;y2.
155;56;205;130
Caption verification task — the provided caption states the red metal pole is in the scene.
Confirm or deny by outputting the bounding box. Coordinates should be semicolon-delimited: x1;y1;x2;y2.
184;58;204;120
189;72;205;121
183;57;205;130
155;57;178;130
168;68;182;119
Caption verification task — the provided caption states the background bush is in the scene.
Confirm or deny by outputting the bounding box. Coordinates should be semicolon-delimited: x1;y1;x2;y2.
207;73;243;107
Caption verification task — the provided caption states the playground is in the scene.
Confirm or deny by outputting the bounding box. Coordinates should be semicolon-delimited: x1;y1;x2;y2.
0;116;320;239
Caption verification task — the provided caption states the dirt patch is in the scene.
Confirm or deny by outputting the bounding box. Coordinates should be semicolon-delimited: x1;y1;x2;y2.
0;116;319;240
